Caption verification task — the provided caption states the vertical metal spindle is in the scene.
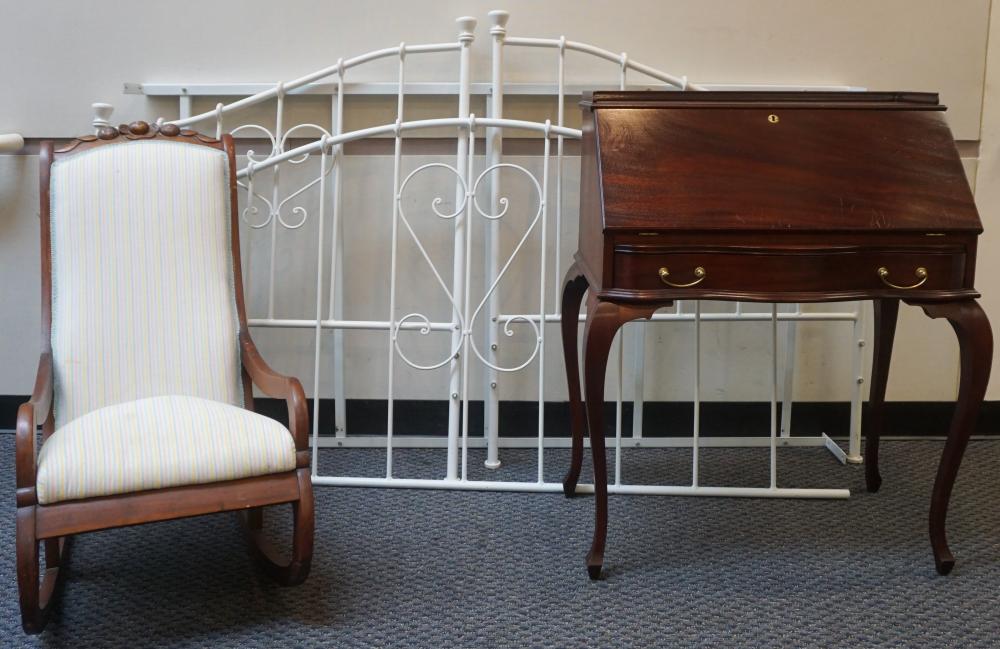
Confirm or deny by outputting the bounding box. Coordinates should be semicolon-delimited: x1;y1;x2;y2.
384;45;410;479
460;121;477;482
632;320;646;439
266;83;285;320
178;94;192;122
385;117;403;479
770;303;779;489
554;35;566;307
780;304;799;438
692;301;701;487
614;51;633;454
847;301;868;463
329;62;347;439
310;146;329;477
537;125;551;484
614;333;624;481
615;325;624;486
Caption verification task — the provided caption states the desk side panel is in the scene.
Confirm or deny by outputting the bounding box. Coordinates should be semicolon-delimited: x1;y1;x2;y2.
576;108;606;287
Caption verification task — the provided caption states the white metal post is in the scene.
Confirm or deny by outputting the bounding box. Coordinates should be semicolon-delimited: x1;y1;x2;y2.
447;17;476;480
484;10;507;470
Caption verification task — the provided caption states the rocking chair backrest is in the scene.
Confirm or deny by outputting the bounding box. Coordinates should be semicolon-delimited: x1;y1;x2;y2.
43;125;249;430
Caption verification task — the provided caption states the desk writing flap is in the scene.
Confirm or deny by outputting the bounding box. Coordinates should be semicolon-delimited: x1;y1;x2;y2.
583;91;981;233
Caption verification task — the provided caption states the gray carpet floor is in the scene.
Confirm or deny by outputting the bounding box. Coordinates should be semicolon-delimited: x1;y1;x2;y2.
3;433;1000;648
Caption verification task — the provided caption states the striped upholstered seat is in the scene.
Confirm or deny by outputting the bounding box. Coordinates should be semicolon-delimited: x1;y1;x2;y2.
36;395;296;504
42;138;295;504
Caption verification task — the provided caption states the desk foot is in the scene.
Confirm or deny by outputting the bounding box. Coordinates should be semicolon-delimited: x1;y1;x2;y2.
935;550;956;576
866;472;882;494
586;552;604;580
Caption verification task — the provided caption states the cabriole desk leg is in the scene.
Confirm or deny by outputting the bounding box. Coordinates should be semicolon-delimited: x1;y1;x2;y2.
865;298;899;493
580;296;659;580
561;263;590;497
912;299;993;575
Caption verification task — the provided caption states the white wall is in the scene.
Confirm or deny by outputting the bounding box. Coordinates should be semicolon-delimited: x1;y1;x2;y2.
1;0;995;407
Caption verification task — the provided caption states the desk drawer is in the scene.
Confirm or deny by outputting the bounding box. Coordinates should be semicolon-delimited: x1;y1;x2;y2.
612;247;966;294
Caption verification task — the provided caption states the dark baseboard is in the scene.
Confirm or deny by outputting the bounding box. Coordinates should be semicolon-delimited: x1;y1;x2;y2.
6;394;996;437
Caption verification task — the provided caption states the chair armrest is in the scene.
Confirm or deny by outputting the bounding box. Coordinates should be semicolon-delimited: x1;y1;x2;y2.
16;353;53;496
239;331;309;453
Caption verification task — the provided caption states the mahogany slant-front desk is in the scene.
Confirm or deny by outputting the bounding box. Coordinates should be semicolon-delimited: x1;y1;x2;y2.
560;91;993;579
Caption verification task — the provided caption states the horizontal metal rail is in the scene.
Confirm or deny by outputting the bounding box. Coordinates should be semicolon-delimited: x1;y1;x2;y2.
236;116;581;178
249;310;859;331
312;476;850;499
316;434;845;451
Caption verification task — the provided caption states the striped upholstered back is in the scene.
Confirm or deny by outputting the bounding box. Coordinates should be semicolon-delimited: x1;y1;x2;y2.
49;140;244;429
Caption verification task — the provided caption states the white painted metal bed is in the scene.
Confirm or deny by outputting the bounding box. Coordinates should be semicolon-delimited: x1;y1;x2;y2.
102;9;872;499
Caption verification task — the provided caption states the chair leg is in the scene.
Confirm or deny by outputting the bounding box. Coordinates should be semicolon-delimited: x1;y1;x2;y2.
245;506;264;530
17;506;71;634
242;469;314;586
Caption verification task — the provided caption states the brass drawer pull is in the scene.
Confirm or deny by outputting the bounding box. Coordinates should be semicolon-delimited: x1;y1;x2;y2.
659;266;706;288
877;266;927;290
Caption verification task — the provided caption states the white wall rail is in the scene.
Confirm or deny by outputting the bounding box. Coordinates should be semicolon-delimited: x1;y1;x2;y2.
112;9;868;499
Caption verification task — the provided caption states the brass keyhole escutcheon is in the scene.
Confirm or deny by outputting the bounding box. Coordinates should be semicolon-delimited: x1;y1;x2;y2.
768;114;780;124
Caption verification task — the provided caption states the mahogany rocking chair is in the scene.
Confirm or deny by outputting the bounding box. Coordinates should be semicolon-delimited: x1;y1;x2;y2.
16;121;314;634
